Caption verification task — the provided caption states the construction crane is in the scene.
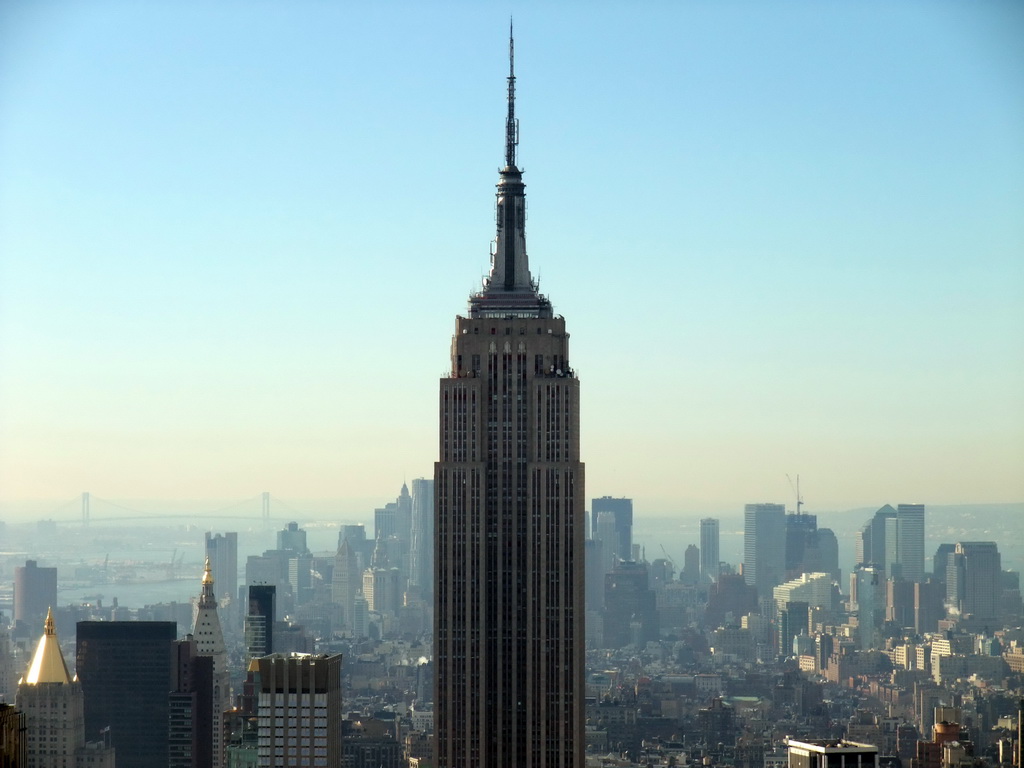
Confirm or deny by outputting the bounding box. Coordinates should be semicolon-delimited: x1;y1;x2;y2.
659;544;676;568
786;474;804;515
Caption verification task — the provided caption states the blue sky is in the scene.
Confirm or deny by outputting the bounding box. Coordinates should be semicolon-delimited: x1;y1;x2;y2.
1;1;1022;520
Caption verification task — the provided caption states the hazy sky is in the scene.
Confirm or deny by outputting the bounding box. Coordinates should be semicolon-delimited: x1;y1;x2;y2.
1;2;1022;521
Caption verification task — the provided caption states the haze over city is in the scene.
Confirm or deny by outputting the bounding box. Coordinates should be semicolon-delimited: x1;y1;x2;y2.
4;6;1024;768
1;2;1022;521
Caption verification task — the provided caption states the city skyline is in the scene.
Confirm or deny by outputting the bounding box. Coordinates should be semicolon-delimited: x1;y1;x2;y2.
1;4;1022;517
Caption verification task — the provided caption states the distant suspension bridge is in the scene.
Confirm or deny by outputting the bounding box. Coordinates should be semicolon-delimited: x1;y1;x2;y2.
44;492;308;526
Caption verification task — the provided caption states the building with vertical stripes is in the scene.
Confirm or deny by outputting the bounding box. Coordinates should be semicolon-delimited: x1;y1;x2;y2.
434;28;584;768
743;503;786;599
700;518;721;583
256;653;342;768
896;503;925;582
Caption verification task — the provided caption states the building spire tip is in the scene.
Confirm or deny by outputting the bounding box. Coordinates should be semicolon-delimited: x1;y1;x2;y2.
470;22;550;314
505;18;518;169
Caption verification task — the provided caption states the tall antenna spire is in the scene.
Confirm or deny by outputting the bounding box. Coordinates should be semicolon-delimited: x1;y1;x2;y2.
468;21;551;318
505;18;518;168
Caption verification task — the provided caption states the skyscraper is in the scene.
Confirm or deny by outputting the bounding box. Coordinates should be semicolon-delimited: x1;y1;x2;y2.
287;552;313;605
593;511;619;576
948;541;1001;626
603;561;658;649
76;621;177;768
193;558;230;768
681;544;701;586
896;503;925;582
0;625;16;703
743;503;786;599
933;543;956;584
277;522;308;554
373;483;413;584
700;518;721;583
786;739;878;768
409;477;435;601
362;544;402;619
169;636;214;768
0;704;26;767
785;513;817;575
14;560;57;629
853;565;883;650
331;539;360;632
913;580;944;634
256;653;343;768
395;482;413;570
584;538;605;615
773;572;834;615
205;531;238;607
434;30;584;768
806;527;840;580
885;576;915;628
17;610;114;768
374;498;397;542
884;515;900;577
591;497;633;563
856;505;896;571
856;503;923;581
245;585;276;660
338;525;370;572
350;593;369;639
785;513;840;581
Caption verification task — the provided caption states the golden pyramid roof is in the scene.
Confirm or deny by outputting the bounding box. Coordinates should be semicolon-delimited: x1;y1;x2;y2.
24;608;73;685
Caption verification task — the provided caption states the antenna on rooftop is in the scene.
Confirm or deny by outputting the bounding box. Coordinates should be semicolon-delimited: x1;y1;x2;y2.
505;18;519;168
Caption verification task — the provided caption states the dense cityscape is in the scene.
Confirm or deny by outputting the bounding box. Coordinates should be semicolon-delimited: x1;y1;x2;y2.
1;12;1022;768
0;497;1022;768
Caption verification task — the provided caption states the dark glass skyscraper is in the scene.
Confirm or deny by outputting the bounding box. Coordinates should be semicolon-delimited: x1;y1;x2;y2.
76;621;176;768
245;585;276;660
434;30;584;768
169;636;214;768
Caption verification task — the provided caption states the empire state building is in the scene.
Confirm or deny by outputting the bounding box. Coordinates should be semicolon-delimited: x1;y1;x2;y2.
434;30;585;768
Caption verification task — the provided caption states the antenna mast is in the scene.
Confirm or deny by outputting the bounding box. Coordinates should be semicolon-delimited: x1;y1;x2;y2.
505;19;518;168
